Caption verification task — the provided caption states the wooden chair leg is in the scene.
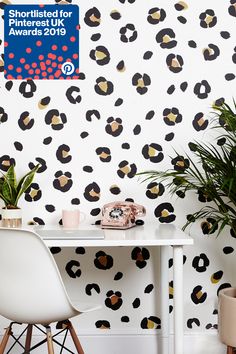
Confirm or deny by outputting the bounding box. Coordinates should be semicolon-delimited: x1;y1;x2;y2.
227;346;234;354
67;321;84;354
24;324;33;353
46;326;55;354
0;326;12;354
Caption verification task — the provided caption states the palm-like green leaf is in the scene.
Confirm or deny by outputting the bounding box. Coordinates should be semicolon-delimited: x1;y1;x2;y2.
137;101;236;236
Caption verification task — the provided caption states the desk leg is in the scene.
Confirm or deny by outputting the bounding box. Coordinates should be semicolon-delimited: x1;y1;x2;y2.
160;246;169;354
173;246;183;354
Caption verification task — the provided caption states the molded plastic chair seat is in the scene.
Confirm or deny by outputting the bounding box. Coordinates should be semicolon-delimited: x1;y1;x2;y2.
0;228;101;354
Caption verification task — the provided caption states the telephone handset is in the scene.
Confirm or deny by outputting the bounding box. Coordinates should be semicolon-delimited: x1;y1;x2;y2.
101;201;146;229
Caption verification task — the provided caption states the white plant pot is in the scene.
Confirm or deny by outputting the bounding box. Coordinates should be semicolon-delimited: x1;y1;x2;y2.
218;287;236;349
1;208;22;228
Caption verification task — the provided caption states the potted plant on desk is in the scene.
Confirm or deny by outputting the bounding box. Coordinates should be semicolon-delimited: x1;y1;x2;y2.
0;164;39;227
137;100;236;353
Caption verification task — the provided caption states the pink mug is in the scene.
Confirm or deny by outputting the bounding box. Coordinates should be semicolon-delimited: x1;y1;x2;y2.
62;210;86;228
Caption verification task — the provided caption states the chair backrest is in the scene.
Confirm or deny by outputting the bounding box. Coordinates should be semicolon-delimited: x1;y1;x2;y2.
0;228;77;324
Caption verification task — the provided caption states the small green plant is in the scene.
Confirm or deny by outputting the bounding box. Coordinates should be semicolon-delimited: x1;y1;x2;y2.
0;164;40;209
137;101;236;236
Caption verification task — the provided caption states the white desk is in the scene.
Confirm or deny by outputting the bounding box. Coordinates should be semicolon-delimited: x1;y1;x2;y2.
35;223;193;354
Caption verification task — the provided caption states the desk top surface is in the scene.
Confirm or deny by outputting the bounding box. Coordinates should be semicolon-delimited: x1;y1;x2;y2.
32;223;193;247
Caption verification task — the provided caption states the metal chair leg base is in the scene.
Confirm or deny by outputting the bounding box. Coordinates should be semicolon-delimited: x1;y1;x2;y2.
0;321;85;354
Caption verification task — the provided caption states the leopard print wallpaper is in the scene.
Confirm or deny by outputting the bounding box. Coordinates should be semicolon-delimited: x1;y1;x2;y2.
0;0;236;333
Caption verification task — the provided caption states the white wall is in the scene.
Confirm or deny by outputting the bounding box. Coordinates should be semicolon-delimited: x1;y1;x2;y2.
0;0;236;346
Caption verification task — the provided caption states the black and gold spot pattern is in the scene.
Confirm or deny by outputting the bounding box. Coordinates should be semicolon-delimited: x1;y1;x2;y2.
192;112;208;131
120;23;137;42
45;109;67;130
156;28;177;49
175;1;188;11
86;109;100;122
38;96;50;109
0;106;8;123
0;0;234;335
28;158;46;173
187;318;200;329
194;80;211;99
116;60;125;72
142;143;164;163
109;185;121;195
201;218;218;234
131;247;150;269
171;155;189;171
192;254;210;273
203;44;220;61
199;9;217;28
56;144;72;164
198;188;212;202
163;107;182;125
95;77;114;95
95;320;110;329
0;155;15;172
19;79;37;98
66;86;81;104
84;182;100;201
140;316;161;329
191;285;207;304
105;290;123;310
229;0;236;17
132;73;151;95
90;46;110;65
0;53;4;72
18;111;34;131
117;160;137;178
132;298;140;308
154;203;176;223
65;260;81;279
110;10;121;20
147;7;166;24
211;270;223;284
146;182;165;199
94;251;113;270
105;117;123;137
53;171;73;192
55;0;72;4
85;283;100;295
25;183;42;202
166;54;184;73
84;7;101;27
96;147;111;162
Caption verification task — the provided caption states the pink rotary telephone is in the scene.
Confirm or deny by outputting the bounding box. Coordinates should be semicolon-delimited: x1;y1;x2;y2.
101;201;146;229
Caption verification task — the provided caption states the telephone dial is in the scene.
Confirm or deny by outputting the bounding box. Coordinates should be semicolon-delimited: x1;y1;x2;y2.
101;201;146;229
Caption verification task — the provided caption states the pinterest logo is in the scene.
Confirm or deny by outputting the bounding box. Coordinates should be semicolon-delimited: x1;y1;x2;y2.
61;62;75;75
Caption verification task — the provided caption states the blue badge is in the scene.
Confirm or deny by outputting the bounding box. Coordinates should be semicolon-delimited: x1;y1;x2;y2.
4;4;79;80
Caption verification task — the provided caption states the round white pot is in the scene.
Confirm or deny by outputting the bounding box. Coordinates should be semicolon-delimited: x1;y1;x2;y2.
218;287;236;351
1;208;22;228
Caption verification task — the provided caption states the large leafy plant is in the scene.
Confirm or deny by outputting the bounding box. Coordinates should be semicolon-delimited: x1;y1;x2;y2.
138;101;236;235
0;164;39;209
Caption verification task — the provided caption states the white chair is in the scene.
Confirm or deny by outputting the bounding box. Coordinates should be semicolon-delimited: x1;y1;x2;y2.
0;228;101;354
